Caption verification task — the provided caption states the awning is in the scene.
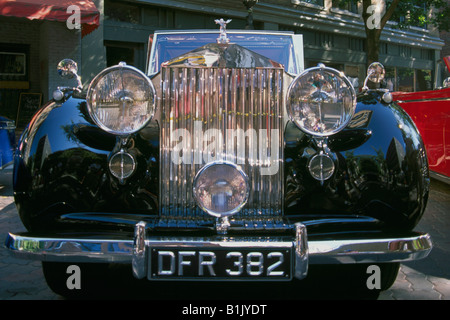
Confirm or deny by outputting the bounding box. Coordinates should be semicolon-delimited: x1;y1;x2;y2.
0;0;100;37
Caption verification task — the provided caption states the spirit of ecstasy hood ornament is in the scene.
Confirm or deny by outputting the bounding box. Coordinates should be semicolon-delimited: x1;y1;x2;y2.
215;18;232;44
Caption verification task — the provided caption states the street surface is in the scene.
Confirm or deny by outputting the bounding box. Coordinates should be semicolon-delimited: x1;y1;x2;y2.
1;165;449;300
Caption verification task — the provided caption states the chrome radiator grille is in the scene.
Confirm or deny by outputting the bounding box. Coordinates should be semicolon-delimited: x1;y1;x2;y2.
160;66;284;224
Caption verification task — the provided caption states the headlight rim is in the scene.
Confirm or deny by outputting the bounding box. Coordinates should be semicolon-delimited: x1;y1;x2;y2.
108;149;137;181
86;62;156;136
192;161;250;218
286;65;357;137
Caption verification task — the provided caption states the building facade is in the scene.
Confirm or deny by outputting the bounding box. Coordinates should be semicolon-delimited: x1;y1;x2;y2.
82;0;444;93
0;0;445;128
0;17;82;126
0;0;98;127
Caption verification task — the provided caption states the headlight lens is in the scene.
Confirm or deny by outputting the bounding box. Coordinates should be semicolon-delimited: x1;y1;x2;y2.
193;162;249;218
286;66;356;137
87;63;156;135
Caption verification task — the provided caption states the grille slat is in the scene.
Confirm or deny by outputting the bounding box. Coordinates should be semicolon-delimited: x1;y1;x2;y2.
160;67;284;223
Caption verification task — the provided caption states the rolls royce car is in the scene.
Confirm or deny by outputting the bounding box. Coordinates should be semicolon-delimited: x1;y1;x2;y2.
5;21;432;298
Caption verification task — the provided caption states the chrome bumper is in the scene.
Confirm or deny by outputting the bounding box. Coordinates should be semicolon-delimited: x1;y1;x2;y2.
5;223;432;280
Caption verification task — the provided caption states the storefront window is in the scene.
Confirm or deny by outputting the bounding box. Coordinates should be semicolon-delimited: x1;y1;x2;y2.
384;67;396;91
416;69;433;91
105;41;145;71
345;65;360;91
397;68;414;92
106;46;134;67
332;0;358;13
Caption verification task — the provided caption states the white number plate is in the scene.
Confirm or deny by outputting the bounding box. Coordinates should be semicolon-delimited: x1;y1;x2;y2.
149;247;292;280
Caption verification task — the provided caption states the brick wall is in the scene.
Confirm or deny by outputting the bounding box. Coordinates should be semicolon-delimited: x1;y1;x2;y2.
39;21;82;101
0;17;81;115
0;17;41;93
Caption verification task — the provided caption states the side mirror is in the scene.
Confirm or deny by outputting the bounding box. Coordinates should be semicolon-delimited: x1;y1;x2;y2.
56;59;82;92
363;62;385;90
444;77;450;88
57;59;78;79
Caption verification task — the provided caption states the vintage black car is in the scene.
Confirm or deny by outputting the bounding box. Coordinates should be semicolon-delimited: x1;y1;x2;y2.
5;21;432;298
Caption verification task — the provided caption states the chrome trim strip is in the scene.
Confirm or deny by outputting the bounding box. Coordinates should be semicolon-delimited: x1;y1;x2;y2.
4;233;134;263
5;231;432;268
308;233;432;264
396;97;450;103
430;171;450;185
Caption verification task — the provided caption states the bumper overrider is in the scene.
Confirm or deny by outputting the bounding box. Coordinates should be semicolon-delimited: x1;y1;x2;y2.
5;222;432;281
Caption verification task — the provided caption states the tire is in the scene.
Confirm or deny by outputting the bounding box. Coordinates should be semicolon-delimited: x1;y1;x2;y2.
42;262;110;299
377;262;401;291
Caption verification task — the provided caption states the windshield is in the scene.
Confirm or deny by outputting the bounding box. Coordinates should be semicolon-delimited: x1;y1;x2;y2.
148;31;303;75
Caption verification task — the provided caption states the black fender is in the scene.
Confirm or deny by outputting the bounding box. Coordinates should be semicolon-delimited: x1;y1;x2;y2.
284;90;429;233
14;91;429;235
13;96;159;232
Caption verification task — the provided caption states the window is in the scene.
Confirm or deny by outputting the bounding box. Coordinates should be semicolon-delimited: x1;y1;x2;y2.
314;32;334;48
397;68;414;92
384;67;396;91
106;46;134;67
420;49;433;61
332;0;358;13
416;69;433;91
105;41;145;71
105;0;141;24
399;46;412;58
345;65;361;90
383;67;437;92
349;38;364;51
299;0;324;6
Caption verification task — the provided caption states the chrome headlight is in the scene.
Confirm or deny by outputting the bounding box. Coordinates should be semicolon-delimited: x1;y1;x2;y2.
286;66;356;137
86;62;156;135
193;162;250;218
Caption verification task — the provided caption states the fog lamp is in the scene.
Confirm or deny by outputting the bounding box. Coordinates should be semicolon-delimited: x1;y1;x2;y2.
109;150;136;181
308;153;335;181
193;162;249;218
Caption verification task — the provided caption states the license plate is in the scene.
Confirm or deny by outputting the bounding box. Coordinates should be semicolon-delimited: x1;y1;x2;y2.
149;247;292;280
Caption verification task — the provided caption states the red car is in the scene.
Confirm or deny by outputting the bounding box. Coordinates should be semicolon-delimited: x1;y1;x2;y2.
393;56;450;182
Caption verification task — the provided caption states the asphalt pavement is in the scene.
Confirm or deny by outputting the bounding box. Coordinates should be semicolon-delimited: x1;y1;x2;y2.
0;165;449;300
